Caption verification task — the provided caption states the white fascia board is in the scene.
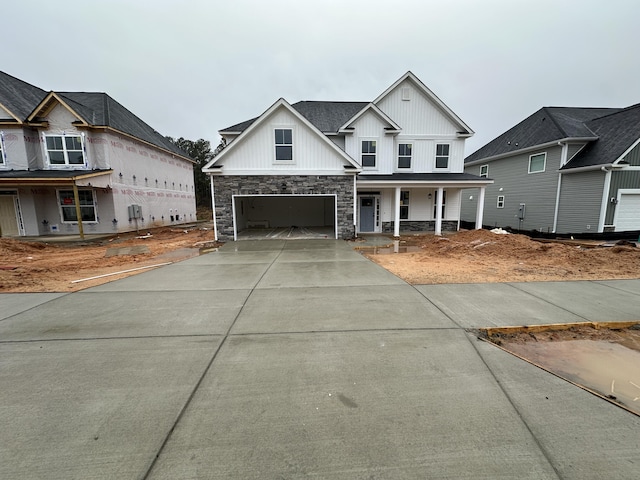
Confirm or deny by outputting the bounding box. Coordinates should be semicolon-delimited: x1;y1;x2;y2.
356;179;494;189
464;137;598;166
614;137;640;164
338;103;402;132
203;98;361;172
373;71;474;135
211;169;359;176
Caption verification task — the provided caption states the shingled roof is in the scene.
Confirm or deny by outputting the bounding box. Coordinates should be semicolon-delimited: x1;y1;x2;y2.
0;71;190;161
220;101;369;134
0;71;47;121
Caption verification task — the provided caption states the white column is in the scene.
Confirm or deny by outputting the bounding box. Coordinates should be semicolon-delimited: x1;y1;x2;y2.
394;187;401;237
435;186;443;236
209;175;218;241
475;186;485;230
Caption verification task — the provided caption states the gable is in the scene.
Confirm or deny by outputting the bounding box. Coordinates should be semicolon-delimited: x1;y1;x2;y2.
0;104;16;121
210;103;358;174
375;78;462;135
42;103;85;133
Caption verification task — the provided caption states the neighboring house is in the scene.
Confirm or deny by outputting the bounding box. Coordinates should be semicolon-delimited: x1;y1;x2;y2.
0;71;196;238
203;72;491;241
461;104;640;235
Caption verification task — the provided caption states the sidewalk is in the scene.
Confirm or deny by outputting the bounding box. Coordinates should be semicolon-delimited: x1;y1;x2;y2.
1;240;639;479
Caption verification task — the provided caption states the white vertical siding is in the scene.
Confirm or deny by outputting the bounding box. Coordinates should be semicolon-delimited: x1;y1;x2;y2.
376;79;460;135
221;107;350;173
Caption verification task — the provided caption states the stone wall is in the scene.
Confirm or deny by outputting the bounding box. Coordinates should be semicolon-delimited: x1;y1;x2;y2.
381;220;458;233
212;175;355;240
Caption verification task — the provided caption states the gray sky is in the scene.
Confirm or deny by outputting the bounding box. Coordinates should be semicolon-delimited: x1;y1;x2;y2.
3;0;639;155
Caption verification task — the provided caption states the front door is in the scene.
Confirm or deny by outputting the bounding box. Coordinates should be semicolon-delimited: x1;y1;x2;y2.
0;194;19;237
360;197;376;232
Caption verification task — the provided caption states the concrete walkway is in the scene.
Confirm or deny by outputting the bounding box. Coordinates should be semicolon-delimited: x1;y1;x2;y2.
1;240;639;479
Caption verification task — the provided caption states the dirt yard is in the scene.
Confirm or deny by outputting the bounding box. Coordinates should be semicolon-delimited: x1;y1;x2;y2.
361;229;640;284
0;226;219;292
1;228;639;293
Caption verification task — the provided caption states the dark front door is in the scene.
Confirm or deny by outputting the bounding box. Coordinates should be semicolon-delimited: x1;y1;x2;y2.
360;197;375;232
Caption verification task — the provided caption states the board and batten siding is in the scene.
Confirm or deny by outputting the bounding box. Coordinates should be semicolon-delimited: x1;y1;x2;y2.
556;170;605;233
606;170;640;225
462;146;562;231
375;79;460;136
220;107;349;173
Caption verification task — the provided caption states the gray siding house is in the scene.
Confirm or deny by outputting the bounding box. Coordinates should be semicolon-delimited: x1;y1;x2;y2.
461;105;640;234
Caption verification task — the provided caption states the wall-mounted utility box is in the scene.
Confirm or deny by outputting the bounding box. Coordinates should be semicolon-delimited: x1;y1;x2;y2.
128;204;142;219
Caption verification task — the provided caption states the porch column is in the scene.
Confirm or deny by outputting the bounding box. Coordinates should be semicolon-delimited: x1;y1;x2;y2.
475;186;486;230
394;187;401;237
209;175;218;241
435;186;443;236
72;182;85;240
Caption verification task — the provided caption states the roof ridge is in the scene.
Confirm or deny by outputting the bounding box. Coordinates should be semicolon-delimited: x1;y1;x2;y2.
542;106;571;137
587;102;640;123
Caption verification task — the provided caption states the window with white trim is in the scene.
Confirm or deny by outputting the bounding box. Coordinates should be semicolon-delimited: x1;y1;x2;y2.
45;134;85;166
480;164;488;177
497;195;505;208
58;189;97;222
0;131;5;165
400;190;410;219
433;190;446;218
398;143;412;169
528;152;546;173
274;128;293;161
361;140;377;168
435;144;449;169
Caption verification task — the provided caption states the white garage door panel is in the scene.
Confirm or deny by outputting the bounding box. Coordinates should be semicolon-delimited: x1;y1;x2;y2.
615;194;640;231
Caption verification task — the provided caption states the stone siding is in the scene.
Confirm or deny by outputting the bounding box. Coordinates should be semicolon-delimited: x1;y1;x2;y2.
381;220;458;233
213;175;355;240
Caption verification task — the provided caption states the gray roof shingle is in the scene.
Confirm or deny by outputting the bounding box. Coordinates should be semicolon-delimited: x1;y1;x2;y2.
0;71;47;120
220;101;368;134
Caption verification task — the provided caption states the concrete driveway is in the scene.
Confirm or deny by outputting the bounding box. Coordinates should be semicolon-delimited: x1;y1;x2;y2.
1;240;639;479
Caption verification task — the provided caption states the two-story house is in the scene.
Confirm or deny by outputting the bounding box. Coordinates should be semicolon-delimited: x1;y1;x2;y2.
203;72;492;241
0;71;196;238
461;104;640;235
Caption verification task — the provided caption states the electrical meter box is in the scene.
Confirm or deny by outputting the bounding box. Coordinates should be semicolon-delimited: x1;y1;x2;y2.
128;204;142;219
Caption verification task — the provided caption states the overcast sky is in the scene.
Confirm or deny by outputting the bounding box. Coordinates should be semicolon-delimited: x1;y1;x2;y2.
3;0;638;155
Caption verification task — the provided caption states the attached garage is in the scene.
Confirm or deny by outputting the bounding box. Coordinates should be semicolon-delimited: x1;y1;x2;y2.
614;190;640;232
232;194;337;239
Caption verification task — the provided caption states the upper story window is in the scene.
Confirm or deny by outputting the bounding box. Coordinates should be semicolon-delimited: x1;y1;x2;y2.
398;143;412;169
361;140;376;168
274;128;293;161
435;144;450;169
58;189;97;222
528;152;546;173
480;164;488;177
45;134;85;166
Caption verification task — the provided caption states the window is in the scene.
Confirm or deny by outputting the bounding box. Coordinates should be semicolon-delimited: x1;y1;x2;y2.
361;140;377;168
480;164;488;178
435;144;449;169
497;195;505;208
0;131;5;165
400;190;410;219
46;135;85;166
528;153;546;173
274;128;292;161
433;190;446;218
58;189;97;222
398;143;412;169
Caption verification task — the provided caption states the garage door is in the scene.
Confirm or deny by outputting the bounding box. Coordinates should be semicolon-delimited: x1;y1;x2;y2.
233;195;336;239
615;192;640;231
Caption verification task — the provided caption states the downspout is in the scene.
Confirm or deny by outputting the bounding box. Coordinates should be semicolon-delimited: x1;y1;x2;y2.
209;175;218;241
72;181;85;240
552;142;568;234
598;165;612;233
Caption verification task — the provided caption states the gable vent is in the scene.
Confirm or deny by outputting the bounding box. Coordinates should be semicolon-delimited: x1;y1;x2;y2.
402;87;411;101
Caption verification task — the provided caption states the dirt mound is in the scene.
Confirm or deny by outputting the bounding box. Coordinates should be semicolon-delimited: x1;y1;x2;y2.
365;230;640;284
0;238;49;254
